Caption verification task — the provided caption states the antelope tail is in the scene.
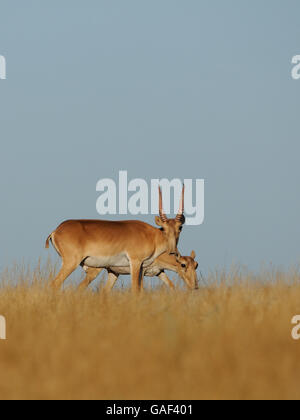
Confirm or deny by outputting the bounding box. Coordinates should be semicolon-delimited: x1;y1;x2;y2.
45;234;53;249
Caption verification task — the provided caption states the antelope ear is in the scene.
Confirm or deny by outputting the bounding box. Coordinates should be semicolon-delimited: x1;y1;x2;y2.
190;250;196;259
177;215;186;225
155;216;164;227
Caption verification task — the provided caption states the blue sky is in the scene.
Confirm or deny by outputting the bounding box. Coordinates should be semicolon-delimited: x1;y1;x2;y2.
0;1;300;277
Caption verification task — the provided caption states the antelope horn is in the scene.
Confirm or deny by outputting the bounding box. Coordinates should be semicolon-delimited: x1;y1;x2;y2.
159;187;168;222
176;185;185;222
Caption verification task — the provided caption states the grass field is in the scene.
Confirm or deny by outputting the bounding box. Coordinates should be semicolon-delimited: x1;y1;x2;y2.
0;260;300;400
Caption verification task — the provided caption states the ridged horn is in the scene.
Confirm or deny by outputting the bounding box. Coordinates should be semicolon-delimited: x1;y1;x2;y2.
175;185;185;222
159;187;168;222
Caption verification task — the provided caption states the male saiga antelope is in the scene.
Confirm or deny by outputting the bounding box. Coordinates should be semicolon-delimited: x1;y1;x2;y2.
46;187;185;292
78;251;199;292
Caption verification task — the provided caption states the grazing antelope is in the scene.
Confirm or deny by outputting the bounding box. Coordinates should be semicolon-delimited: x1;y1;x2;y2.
46;187;185;292
78;251;199;292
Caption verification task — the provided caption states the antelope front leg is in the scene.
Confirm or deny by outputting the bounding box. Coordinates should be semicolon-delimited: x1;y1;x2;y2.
130;260;143;293
158;271;175;290
78;267;104;291
104;271;119;293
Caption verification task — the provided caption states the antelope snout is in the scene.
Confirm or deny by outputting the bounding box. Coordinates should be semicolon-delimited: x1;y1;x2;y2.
194;279;199;290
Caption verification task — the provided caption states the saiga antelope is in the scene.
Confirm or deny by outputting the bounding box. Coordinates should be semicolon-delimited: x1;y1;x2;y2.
78;251;199;292
46;187;185;292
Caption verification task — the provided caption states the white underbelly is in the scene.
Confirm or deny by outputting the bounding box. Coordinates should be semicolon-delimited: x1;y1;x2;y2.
84;254;129;268
83;253;159;271
110;264;161;277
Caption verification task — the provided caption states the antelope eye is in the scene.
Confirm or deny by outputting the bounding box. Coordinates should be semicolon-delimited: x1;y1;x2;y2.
181;264;186;268
179;226;183;232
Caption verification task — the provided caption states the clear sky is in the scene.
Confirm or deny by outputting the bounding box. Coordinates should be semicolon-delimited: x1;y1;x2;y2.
0;1;300;277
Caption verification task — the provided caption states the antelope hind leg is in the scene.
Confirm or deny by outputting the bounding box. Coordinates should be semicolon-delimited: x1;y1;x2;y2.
51;259;80;290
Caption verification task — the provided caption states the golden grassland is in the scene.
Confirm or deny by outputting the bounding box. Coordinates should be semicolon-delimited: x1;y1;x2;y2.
0;260;300;400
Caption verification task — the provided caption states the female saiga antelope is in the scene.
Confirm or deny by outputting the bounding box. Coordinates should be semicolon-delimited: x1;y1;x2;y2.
78;251;199;292
46;187;185;292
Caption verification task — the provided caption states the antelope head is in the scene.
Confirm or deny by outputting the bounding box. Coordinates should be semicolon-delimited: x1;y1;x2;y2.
176;251;199;290
155;186;185;256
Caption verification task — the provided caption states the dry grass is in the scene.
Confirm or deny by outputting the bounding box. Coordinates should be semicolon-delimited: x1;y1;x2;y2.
0;261;300;400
